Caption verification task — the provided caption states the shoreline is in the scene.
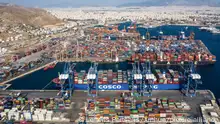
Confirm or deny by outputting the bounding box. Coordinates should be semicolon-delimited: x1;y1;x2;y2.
1;59;216;86
0;61;57;85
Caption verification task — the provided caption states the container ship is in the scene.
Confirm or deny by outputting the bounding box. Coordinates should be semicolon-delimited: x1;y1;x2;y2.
52;69;183;90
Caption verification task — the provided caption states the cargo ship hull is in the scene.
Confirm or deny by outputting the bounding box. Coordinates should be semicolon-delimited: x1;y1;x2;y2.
74;84;181;90
53;69;183;91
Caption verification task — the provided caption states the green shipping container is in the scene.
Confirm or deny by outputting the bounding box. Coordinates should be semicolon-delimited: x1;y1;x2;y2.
159;79;164;83
147;108;152;111
132;110;138;113
110;109;115;113
162;97;167;100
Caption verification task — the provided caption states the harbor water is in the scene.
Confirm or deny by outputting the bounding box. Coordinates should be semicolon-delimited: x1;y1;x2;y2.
7;25;220;98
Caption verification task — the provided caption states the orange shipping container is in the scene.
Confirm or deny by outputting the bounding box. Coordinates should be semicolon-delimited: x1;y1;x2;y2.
104;109;110;114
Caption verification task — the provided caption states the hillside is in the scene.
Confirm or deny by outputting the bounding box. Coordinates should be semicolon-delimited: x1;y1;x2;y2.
118;0;220;7
0;4;63;27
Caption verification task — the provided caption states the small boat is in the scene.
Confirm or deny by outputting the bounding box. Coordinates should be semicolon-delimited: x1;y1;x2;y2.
44;63;57;71
52;77;60;84
0;71;6;78
52;77;61;88
43;66;50;71
49;63;56;69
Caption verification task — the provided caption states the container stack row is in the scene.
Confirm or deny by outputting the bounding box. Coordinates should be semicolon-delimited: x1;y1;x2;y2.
82;97;191;122
0;96;71;121
131;52;216;63
32;110;69;122
62;39;132;62
74;70;87;84
73;69;182;85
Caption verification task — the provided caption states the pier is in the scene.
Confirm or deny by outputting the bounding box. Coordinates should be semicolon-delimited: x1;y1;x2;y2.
0;61;57;85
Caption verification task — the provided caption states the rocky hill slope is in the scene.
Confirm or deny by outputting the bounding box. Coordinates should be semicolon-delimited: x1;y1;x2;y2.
0;4;62;27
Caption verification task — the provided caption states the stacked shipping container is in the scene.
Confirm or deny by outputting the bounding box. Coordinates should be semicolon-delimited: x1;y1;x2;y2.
84;97;191;122
72;69;180;85
0;96;71;122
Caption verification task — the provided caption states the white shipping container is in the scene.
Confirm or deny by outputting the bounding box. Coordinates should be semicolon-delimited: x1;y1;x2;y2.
181;102;187;106
42;109;47;113
46;114;52;117
163;104;168;106
160;113;166;118
152;98;157;101
35;108;40;111
133;114;139;118
183;106;191;110
47;111;53;114
166;110;172;113
115;105;120;109
52;117;60;120
32;115;38;121
38;114;45;120
45;116;52;121
1;112;6;117
206;104;212;107
204;106;214;109
62;118;70;121
12;107;17;111
177;106;182;108
139;114;144;117
38;117;45;120
4;109;10;112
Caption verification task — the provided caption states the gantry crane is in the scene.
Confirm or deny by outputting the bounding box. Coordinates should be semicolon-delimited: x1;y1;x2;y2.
139;42;146;55
131;61;143;97
141;61;155;96
189;32;195;40
146;30;150;40
98;33;102;41
182;62;202;97
87;63;98;97
58;62;76;99
179;30;185;40
158;30;163;40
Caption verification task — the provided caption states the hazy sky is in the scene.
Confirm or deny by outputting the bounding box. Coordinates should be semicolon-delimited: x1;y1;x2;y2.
0;0;144;7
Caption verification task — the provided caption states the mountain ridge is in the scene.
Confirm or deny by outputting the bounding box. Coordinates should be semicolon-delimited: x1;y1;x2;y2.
118;0;220;7
0;4;63;27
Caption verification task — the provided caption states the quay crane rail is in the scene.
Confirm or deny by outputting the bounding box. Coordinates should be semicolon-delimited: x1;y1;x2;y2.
87;63;98;97
131;61;143;97
58;62;76;99
141;61;155;96
182;62;202;97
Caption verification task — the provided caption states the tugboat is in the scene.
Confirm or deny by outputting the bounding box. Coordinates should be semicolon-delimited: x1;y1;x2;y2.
49;63;56;69
52;77;61;88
